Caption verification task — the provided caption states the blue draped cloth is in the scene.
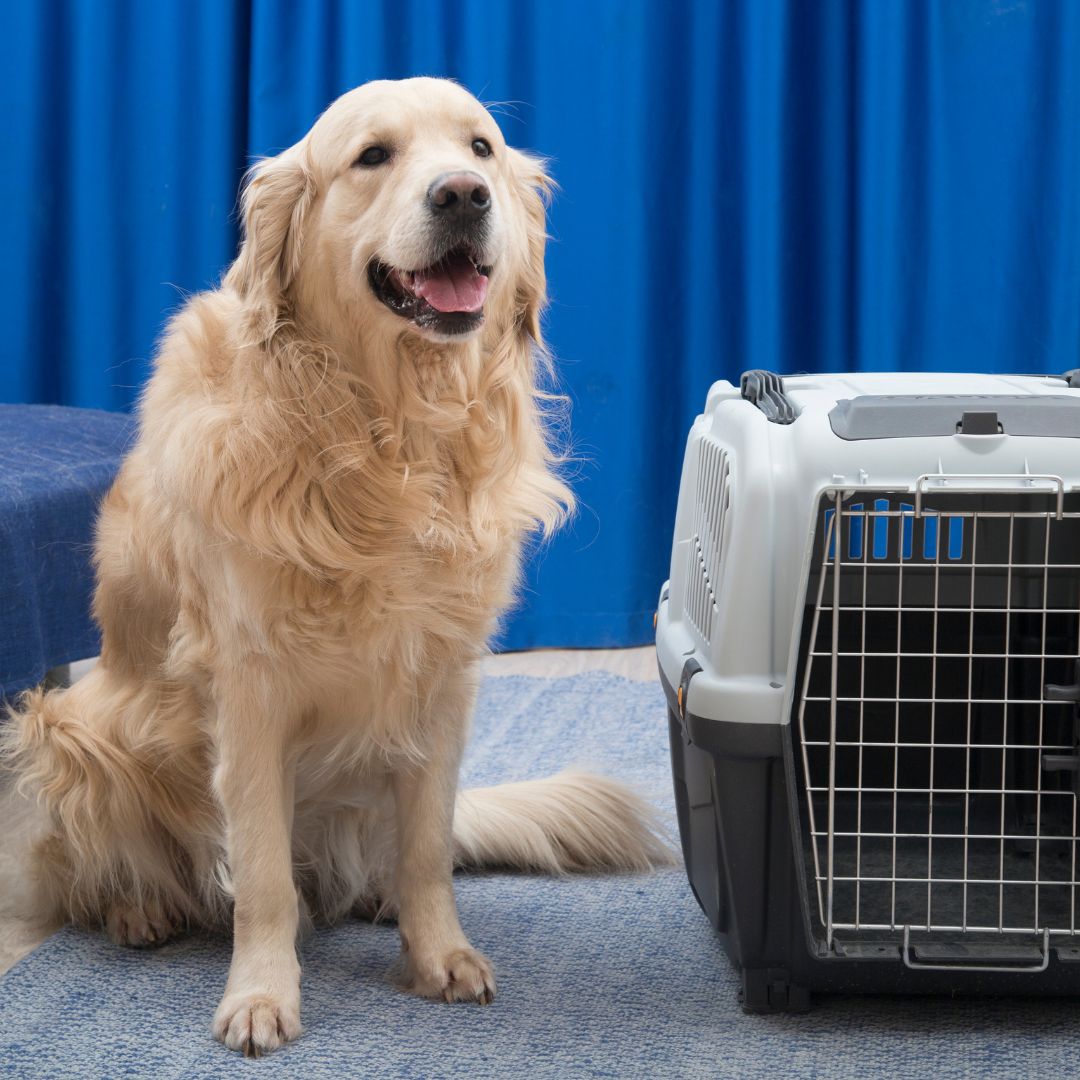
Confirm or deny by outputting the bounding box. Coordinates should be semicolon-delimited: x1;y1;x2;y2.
0;406;135;695
3;1;1079;648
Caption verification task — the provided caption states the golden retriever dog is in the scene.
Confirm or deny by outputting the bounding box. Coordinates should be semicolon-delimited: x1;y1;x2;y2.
0;77;667;1055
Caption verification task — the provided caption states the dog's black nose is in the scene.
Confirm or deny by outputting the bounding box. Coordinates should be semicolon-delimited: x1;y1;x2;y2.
427;172;490;222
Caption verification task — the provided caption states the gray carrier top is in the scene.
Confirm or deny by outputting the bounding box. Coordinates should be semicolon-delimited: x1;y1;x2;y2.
657;370;1080;727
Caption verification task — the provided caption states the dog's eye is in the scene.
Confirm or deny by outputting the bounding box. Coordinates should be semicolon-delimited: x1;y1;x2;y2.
471;138;492;159
355;146;390;168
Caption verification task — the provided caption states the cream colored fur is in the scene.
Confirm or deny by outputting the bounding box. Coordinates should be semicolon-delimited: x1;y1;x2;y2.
0;78;669;1056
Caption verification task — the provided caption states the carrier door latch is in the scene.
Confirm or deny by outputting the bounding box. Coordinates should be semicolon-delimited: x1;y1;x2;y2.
1045;660;1080;704
957;411;1001;435
1042;661;1080;793
677;658;703;725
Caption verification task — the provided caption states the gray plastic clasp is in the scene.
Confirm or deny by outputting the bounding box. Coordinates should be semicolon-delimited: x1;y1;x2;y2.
958;411;1001;435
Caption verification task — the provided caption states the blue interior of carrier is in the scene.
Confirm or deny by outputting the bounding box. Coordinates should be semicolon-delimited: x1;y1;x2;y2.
825;500;964;562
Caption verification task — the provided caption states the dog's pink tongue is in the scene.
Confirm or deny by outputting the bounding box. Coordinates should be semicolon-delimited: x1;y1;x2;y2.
412;255;488;313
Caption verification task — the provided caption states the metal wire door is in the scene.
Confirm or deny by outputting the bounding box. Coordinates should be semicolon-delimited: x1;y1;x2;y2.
796;482;1080;949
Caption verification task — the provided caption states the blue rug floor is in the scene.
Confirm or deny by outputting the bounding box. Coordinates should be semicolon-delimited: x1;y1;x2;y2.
2;672;1079;1078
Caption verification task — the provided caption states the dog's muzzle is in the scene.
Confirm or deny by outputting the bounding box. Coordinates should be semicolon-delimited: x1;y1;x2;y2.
368;173;495;337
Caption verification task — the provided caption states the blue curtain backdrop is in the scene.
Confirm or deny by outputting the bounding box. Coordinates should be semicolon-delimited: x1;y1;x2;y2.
2;0;1080;648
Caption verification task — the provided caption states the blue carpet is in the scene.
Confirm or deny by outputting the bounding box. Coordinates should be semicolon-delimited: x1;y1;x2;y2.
2;672;1079;1078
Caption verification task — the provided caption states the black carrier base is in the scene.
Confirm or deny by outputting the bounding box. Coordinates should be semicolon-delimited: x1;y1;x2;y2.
661;665;1080;1011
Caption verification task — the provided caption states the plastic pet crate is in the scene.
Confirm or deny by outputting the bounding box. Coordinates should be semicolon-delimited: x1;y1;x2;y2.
655;370;1080;1011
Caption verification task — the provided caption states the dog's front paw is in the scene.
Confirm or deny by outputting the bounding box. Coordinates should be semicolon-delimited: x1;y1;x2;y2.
405;945;496;1004
212;990;302;1057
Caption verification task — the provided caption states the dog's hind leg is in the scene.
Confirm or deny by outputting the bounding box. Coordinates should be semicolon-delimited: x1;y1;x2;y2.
105;895;184;948
1;667;215;942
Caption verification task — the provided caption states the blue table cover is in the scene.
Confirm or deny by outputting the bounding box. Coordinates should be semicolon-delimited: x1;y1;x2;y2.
0;405;135;696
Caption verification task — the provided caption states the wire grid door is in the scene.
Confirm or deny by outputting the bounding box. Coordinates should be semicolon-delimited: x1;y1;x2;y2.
797;490;1080;948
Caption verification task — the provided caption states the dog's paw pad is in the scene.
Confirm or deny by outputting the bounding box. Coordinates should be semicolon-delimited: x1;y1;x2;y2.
213;992;302;1056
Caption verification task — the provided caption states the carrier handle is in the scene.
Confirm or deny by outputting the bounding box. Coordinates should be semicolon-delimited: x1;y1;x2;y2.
913;473;1066;519
901;926;1050;973
740;369;797;425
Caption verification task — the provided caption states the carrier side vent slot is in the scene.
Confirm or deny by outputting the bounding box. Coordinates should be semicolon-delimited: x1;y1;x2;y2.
685;438;732;643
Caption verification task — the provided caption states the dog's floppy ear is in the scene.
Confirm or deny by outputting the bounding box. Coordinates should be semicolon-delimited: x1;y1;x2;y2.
508;148;556;346
227;144;316;335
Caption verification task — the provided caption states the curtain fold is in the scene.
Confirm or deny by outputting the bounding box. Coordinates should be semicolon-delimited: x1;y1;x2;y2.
2;0;1079;648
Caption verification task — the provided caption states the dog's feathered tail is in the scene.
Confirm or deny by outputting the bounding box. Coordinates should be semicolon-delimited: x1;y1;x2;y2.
0;769;49;919
0;715;62;970
453;770;675;874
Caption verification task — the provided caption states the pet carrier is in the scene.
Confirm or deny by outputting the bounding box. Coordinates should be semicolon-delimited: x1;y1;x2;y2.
656;369;1080;1011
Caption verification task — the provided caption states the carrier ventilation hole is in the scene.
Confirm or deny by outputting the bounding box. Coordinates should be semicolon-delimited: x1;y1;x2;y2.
684;437;731;643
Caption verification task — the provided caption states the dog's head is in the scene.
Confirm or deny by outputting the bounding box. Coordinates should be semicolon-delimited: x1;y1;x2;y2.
228;78;551;352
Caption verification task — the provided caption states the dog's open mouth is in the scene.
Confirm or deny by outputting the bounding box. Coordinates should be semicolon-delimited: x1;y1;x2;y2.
368;246;492;336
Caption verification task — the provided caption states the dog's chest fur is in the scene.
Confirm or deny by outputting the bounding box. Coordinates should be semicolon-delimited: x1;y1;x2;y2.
154;339;521;680
120;293;568;743
208;467;521;675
